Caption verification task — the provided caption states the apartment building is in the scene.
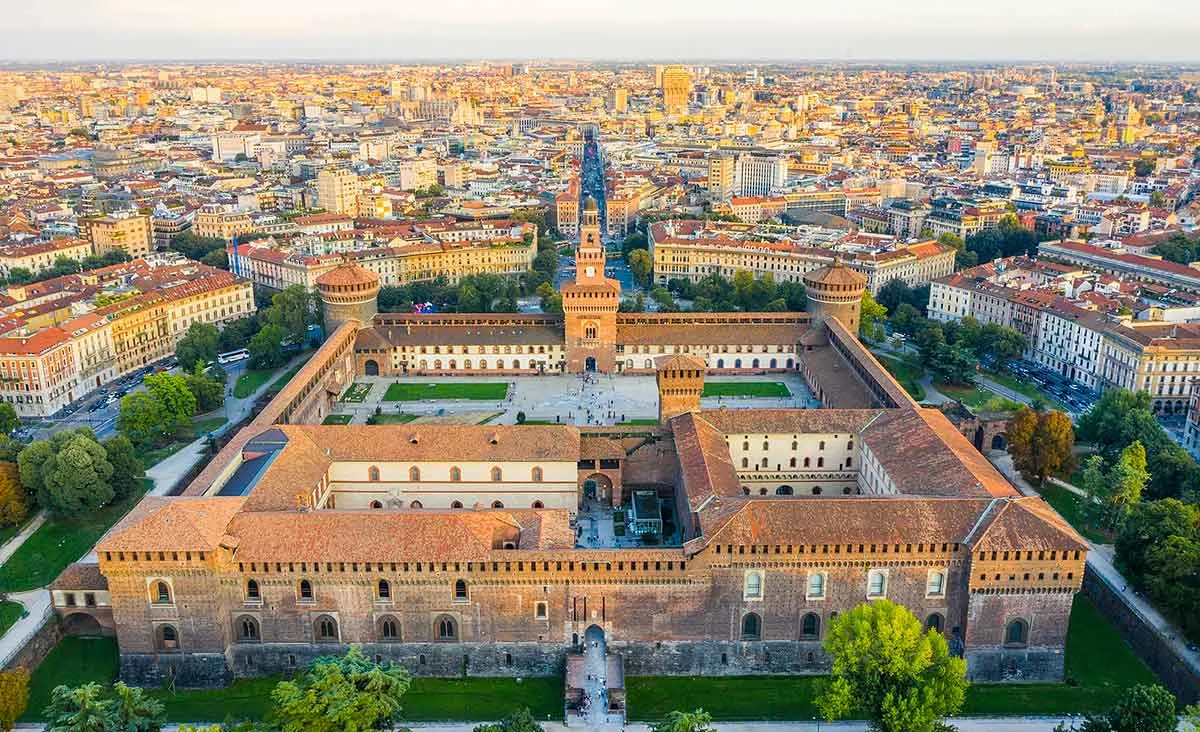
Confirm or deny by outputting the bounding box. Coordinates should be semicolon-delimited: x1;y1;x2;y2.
80;212;152;258
735;153;787;197
706;155;735;202
316;169;361;216
193;205;255;242
0;238;93;278
0;327;79;417
1039;239;1200;294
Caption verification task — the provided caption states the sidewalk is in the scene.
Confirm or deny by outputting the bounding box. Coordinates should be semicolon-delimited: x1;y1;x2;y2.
0;512;45;566
0;588;50;668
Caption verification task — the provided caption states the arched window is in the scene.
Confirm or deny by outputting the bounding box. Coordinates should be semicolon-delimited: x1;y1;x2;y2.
817;457;824;468
744;571;763;599
299;579;314;601
450;466;462;482
867;570;887;598
152;581;172;605
410;500;423;509
246;579;260;601
492;500;504;508
741;457;749;468
156;624;179;651
812;486;823;495
741;612;761;641
451;500;464;509
926;613;945;634
807;573;826;599
926;571;946;597
369;500;383;509
742;441;750;451
237;615;260;642
803;457;811;467
436;614;457;640
801;612;820;640
789;457;797;467
491;466;503;482
409;466;421;481
377;579;391;601
315;615;338;642
380;616;400;641
454;579;468;602
1004;619;1029;648
776;485;794;495
531;466;543;482
532;500;544;509
368;466;380;482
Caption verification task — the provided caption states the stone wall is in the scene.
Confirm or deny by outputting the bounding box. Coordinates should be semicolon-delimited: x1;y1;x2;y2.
120;652;228;688
2;617;61;673
227;642;567;679
617;639;831;676
1082;567;1200;704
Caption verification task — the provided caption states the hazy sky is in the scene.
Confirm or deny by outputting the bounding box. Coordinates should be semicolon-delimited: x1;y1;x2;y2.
4;0;1199;62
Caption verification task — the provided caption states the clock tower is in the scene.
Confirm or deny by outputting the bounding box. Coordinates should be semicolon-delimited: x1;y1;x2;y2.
562;195;620;373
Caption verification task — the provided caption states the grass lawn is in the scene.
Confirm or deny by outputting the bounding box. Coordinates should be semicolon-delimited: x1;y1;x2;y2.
21;636;560;723
0;479;151;593
477;412;503;424
629;596;1155;721
875;354;927;401
702;381;791;398
521;420;557;425
938;382;1023;412
0;599;22;635
266;361;307;395
369;413;420;425
321;414;353;425
0;517;29;547
233;368;275;399
1038;482;1112;544
618;419;659;426
340;383;373;403
383;382;509;401
140;416;230;467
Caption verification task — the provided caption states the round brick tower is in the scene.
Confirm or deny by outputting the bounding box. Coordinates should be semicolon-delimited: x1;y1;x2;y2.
316;262;380;333
802;260;868;335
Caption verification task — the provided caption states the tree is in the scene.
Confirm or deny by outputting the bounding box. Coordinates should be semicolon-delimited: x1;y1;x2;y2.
1116;498;1200;585
0;403;18;436
44;682;115;732
184;367;225;413
621;231;648;256
103;436;143;500
1007;407;1039;482
265;285;319;344
0;461;29;528
1060;684;1178;732
474;707;547;732
144;373;197;436
110;682;165;732
249;324;289;370
927;342;977;385
0;668;29;732
1012;410;1075;485
1106;441;1149;527
1133;158;1156;177
219;316;263;352
818;600;967;732
860;292;888;341
649;710;716;732
175;322;220;372
17;428;114;516
649;286;678;312
270;647;411;732
117;393;168;449
627;249;653;288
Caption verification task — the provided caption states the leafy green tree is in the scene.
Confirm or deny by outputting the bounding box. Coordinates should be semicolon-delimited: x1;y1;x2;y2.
860;292;888;341
184;367;226;413
1133;158;1157;177
219;316;263;352
44;682;115;731
621;231;649;256
627;249;653;288
1105;441;1149;528
818;600;968;732
649;709;716;732
889;303;924;335
17;428;114;516
144;373;197;435
110;682;165;732
1117;499;1200;585
927;342;977;385
103;435;143;500
265;285;319;344
474;707;547;732
650;286;678;312
1064;683;1178;732
117;393;168;448
1144;534;1200;639
175;322;220;371
200;248;228;269
0;403;18;436
270;647;411;732
249;324;289;370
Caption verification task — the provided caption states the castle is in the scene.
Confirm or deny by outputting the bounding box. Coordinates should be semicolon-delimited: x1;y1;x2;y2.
56;199;1087;696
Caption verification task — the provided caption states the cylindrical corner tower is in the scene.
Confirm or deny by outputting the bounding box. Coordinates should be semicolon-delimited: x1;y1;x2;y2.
802;260;868;335
316;262;380;333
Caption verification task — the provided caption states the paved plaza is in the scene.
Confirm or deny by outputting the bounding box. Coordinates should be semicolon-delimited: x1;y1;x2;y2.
327;373;817;426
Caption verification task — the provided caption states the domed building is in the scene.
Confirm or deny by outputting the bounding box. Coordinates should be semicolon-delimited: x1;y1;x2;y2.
317;261;380;333
802;259;868;333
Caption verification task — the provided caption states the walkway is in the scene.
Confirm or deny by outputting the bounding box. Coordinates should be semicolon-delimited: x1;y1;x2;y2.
0;588;50;669
0;512;45;566
145;353;311;496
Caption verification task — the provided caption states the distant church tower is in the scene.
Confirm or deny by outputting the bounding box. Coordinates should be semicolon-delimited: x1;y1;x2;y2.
562;196;620;373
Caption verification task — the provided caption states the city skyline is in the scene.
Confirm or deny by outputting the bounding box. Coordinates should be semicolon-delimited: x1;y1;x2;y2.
5;0;1200;63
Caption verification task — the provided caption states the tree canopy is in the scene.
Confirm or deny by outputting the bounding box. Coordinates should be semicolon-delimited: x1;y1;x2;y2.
17;427;115;516
270;647;411;732
818;600;968;732
474;707;547;732
175;322;220;371
649;709;717;732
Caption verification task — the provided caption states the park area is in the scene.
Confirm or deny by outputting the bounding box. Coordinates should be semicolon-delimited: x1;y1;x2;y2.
340;383;373;402
702;381;791;398
383;382;509;401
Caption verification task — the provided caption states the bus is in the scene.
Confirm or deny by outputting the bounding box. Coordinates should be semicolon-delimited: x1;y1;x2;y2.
217;348;251;365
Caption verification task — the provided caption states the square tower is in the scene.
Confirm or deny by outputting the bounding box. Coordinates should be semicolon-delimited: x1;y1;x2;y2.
562;196;620;373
